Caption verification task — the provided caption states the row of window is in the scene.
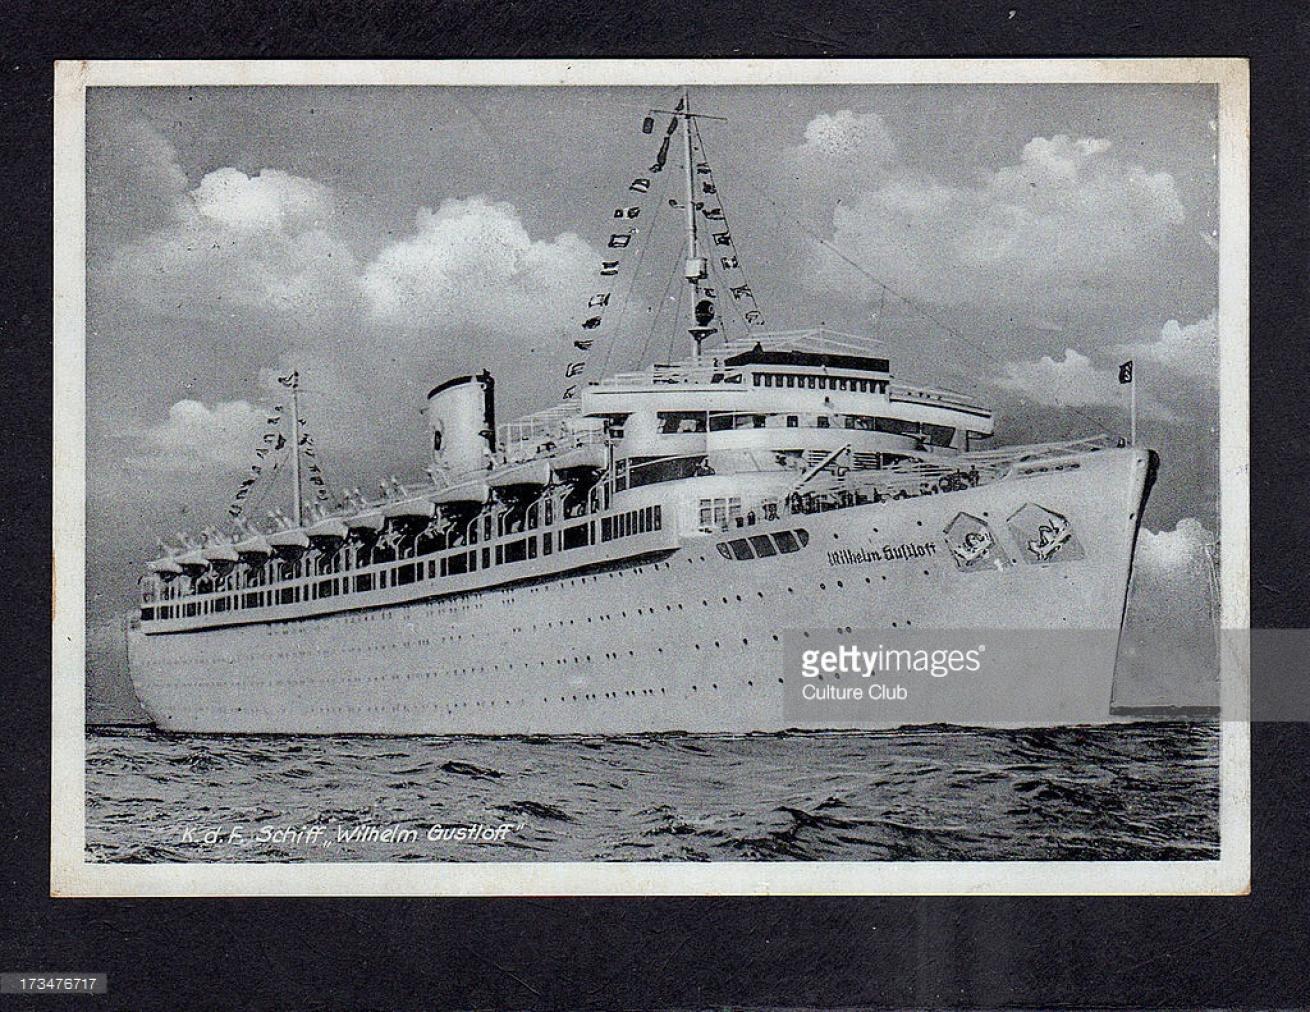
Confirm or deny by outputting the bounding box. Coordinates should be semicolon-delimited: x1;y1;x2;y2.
616;455;709;492
601;505;662;542
143;508;664;622
649;409;957;448
716;528;811;561
752;372;889;393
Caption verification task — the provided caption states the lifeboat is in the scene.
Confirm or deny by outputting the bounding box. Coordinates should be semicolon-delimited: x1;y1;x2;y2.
146;557;183;579
381;497;436;534
202;542;239;564
175;549;210;578
202;541;239;577
346;511;385;545
488;459;552;497
266;527;310;560
233;534;273;565
306;516;349;550
434;480;489;509
550;443;607;477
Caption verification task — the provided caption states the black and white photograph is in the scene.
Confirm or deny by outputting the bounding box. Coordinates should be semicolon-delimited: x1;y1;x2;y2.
52;59;1248;896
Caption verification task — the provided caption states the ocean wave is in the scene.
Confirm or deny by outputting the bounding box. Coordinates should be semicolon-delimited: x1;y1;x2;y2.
84;723;1220;864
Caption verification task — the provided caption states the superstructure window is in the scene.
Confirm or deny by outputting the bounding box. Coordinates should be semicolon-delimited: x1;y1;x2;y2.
876;417;921;438
627;455;709;488
657;411;708;434
716;529;808;560
729;540;754;560
922;423;956;447
562;522;591;550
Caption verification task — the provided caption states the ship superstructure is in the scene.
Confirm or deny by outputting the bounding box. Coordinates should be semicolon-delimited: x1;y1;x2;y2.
128;91;1157;734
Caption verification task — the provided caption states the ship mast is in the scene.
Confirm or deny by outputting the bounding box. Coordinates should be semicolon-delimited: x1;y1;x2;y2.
680;87;707;364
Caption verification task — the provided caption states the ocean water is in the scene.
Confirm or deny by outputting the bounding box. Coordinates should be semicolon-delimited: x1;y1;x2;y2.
85;723;1219;862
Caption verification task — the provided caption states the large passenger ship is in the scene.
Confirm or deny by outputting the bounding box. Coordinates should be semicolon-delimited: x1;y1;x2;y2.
127;92;1157;734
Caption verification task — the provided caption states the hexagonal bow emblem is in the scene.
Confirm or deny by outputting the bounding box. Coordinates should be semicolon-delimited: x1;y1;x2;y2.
1006;503;1084;564
943;512;1011;572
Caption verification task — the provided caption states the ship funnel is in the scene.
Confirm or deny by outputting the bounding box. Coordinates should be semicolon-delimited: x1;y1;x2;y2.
426;370;495;480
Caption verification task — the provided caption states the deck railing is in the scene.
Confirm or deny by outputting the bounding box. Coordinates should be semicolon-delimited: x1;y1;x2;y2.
694;435;1117;533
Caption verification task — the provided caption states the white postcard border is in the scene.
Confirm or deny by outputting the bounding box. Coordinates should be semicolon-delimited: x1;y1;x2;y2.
51;57;1250;897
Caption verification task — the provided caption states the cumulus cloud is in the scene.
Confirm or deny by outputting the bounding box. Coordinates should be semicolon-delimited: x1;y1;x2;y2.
992;309;1216;421
1136;516;1218;572
94;134;595;358
993;348;1124;409
798;123;1188;310
1115;516;1220;708
190;168;334;233
95;164;363;325
1114;307;1218;386
91;118;603;490
774;110;899;212
361;196;594;332
126;399;268;474
802;109;897;161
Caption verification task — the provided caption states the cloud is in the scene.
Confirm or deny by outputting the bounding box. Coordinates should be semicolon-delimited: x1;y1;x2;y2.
799;125;1188;310
1117;516;1219;708
1114;307;1218;386
190;168;335;233
126;399;268;474
993;348;1122;409
89;120;603;494
1136;516;1218;572
774;110;899;217
88;111;189;241
361;196;594;333
95;165;363;325
993;309;1216;421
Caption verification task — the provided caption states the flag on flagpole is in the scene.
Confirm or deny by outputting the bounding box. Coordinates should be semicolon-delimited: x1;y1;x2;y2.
1120;360;1137;445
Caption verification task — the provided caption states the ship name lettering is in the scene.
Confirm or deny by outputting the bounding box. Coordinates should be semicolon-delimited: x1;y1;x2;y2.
826;541;938;566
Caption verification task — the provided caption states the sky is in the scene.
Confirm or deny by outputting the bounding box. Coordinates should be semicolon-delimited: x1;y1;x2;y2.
85;83;1222;625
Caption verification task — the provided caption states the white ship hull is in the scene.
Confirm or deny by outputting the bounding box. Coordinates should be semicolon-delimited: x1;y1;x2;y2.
128;447;1155;734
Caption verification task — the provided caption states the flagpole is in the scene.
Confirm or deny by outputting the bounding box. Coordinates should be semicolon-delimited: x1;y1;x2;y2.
289;373;303;526
1130;366;1137;446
